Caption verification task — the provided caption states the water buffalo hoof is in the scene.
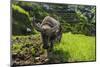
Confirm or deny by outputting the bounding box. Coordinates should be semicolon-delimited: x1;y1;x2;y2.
43;45;49;49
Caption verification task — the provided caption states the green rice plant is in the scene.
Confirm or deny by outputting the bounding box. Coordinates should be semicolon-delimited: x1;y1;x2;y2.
53;33;96;62
12;33;96;64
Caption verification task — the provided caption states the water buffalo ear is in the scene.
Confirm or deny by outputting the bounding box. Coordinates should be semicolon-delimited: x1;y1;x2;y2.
31;16;43;32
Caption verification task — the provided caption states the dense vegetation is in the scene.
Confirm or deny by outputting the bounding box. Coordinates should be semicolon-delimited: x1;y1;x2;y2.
11;1;96;66
12;33;95;65
12;1;96;36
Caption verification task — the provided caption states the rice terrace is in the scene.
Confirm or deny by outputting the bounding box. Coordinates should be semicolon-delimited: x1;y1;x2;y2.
11;1;96;66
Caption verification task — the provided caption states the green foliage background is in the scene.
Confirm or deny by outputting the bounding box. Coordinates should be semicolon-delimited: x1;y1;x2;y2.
12;1;96;36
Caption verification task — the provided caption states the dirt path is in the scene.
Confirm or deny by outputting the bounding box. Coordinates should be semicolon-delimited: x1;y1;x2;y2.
12;35;52;66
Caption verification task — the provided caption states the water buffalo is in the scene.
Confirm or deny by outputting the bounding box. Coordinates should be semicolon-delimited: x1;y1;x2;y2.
32;16;62;50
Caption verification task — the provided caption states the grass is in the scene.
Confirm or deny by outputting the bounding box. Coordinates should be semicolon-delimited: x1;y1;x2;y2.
53;32;96;62
11;33;96;65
